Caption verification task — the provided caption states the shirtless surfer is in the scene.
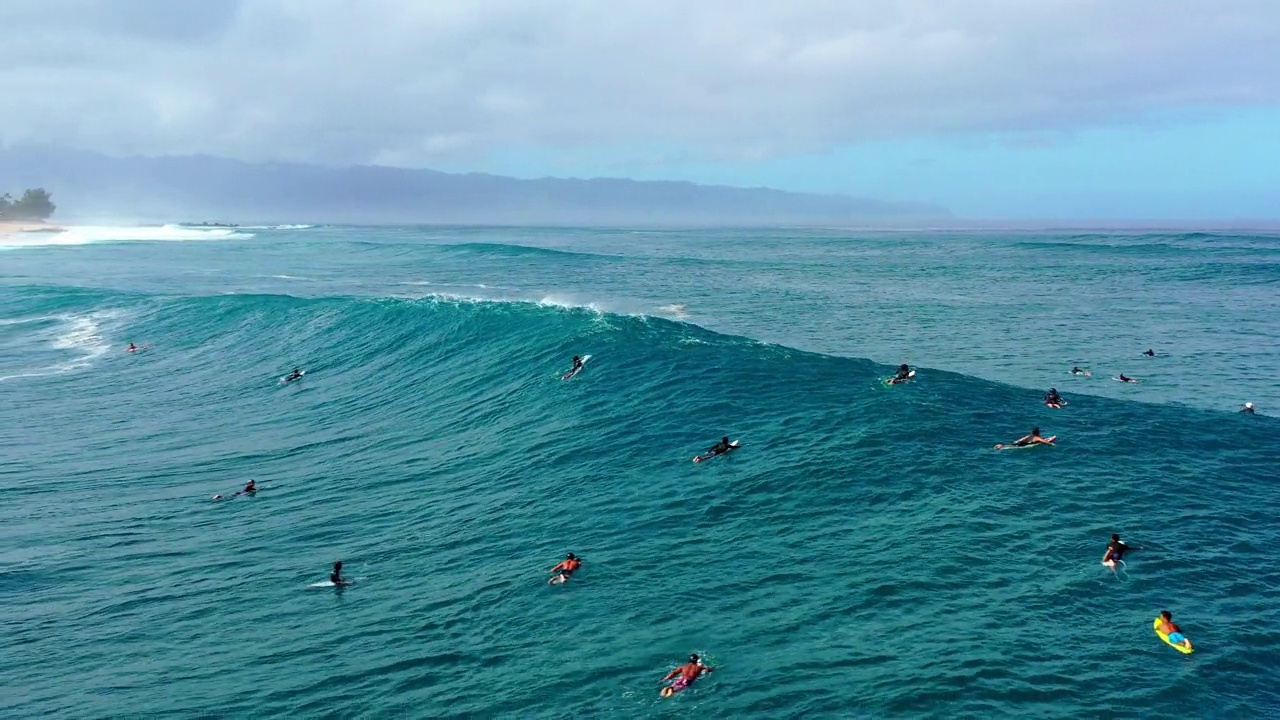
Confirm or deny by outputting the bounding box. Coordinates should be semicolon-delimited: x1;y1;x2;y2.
660;654;713;697
996;427;1055;450
1156;610;1192;650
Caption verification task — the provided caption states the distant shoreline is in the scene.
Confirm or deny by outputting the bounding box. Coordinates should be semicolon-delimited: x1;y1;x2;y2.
0;219;65;234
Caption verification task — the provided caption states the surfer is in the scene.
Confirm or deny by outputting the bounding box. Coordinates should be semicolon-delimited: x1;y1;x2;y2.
1241;402;1256;415
127;342;137;352
1143;349;1156;357
1117;374;1138;383
1101;533;1142;569
1011;427;1054;447
661;654;713;697
570;356;583;373
285;367;303;382
330;561;350;586
1070;366;1089;376
1045;388;1064;408
1156;611;1192;650
888;364;913;384
548;553;581;585
708;437;734;456
240;479;256;495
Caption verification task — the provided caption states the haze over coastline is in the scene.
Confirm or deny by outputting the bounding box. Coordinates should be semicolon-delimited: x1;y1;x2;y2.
0;146;948;227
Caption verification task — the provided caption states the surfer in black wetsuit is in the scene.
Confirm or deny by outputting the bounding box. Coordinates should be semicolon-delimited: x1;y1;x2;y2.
1045;388;1064;407
889;364;913;383
1101;534;1142;569
1117;374;1137;383
241;479;256;495
571;356;583;372
709;437;733;456
1143;349;1156;357
1071;366;1088;376
1241;402;1256;415
285;367;303;382
330;560;349;586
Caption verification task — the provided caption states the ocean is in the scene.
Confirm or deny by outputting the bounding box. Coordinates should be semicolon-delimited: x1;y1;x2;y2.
2;224;1278;718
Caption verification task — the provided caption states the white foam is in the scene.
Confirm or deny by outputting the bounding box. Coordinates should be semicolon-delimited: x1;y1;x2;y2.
0;311;119;382
0;224;254;250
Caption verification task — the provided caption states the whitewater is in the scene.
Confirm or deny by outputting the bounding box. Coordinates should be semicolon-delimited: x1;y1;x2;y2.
2;225;1278;717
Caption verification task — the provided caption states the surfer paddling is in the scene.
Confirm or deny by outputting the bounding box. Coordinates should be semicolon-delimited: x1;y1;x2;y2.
1044;388;1065;408
284;367;304;382
213;479;256;500
1116;374;1138;383
660;654;713;697
694;436;738;462
1156;611;1192;650
887;363;914;384
995;427;1055;450
1101;533;1142;569
548;553;581;584
1241;402;1256;415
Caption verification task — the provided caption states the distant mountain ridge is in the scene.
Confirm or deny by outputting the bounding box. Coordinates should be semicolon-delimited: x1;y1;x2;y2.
0;146;950;225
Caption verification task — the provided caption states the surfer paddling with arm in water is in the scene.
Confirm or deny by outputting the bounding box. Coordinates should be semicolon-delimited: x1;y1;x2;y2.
1045;388;1065;408
548;553;581;585
1101;533;1142;569
285;367;304;382
1156;610;1192;650
213;479;256;500
887;364;914;384
1116;373;1138;383
1071;366;1090;376
570;356;583;373
660;654;713;697
995;427;1055;450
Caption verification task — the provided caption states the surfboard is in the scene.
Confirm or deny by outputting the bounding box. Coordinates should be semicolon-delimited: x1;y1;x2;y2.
1154;617;1193;654
884;370;916;386
280;370;306;384
561;354;591;380
1113;376;1139;383
693;441;740;463
994;435;1056;450
309;579;356;588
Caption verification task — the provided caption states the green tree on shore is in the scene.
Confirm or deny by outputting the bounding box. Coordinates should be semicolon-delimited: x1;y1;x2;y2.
0;188;56;220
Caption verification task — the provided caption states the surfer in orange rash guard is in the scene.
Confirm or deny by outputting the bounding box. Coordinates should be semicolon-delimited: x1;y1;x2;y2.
548;553;581;584
661;654;713;696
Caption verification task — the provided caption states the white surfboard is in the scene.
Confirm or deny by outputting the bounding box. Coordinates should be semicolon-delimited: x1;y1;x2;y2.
280;370;307;385
561;354;592;380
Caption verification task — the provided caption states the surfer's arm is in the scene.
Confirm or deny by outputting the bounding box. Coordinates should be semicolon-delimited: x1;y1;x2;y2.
550;562;568;573
661;669;680;682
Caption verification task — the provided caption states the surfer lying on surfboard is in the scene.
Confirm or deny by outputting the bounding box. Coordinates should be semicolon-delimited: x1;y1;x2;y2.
1070;366;1091;376
1101;533;1142;569
213;479;256;500
548;553;581;585
886;364;914;384
1045;388;1065;408
284;367;304;382
693;437;739;462
660;654;713;697
1115;374;1139;383
994;427;1055;450
1156;610;1192;650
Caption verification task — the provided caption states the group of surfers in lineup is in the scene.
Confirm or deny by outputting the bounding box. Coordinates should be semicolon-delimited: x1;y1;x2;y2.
190;343;1257;685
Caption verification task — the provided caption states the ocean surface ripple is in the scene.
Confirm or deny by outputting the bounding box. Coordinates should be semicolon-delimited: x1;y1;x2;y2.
2;225;1279;717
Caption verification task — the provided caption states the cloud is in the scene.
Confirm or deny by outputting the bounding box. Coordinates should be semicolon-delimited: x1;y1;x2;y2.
2;0;1279;167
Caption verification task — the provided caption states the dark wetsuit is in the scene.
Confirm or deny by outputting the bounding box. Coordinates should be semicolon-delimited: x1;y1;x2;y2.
1104;541;1131;564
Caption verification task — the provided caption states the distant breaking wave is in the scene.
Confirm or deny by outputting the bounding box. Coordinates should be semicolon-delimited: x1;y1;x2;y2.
0;224;254;250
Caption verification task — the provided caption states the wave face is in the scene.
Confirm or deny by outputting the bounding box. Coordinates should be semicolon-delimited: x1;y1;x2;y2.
2;226;1279;717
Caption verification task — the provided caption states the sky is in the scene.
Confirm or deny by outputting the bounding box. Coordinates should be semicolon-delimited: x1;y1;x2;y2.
2;0;1279;219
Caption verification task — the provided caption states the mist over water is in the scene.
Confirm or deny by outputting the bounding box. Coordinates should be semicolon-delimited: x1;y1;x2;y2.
2;225;1278;717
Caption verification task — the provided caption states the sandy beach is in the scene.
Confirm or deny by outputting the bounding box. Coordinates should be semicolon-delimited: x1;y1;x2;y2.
0;220;65;235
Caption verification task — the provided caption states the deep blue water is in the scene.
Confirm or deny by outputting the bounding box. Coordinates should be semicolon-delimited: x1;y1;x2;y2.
2;225;1279;717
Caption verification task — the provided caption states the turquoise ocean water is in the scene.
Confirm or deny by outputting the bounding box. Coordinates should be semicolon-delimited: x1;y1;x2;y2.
2;225;1278;717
